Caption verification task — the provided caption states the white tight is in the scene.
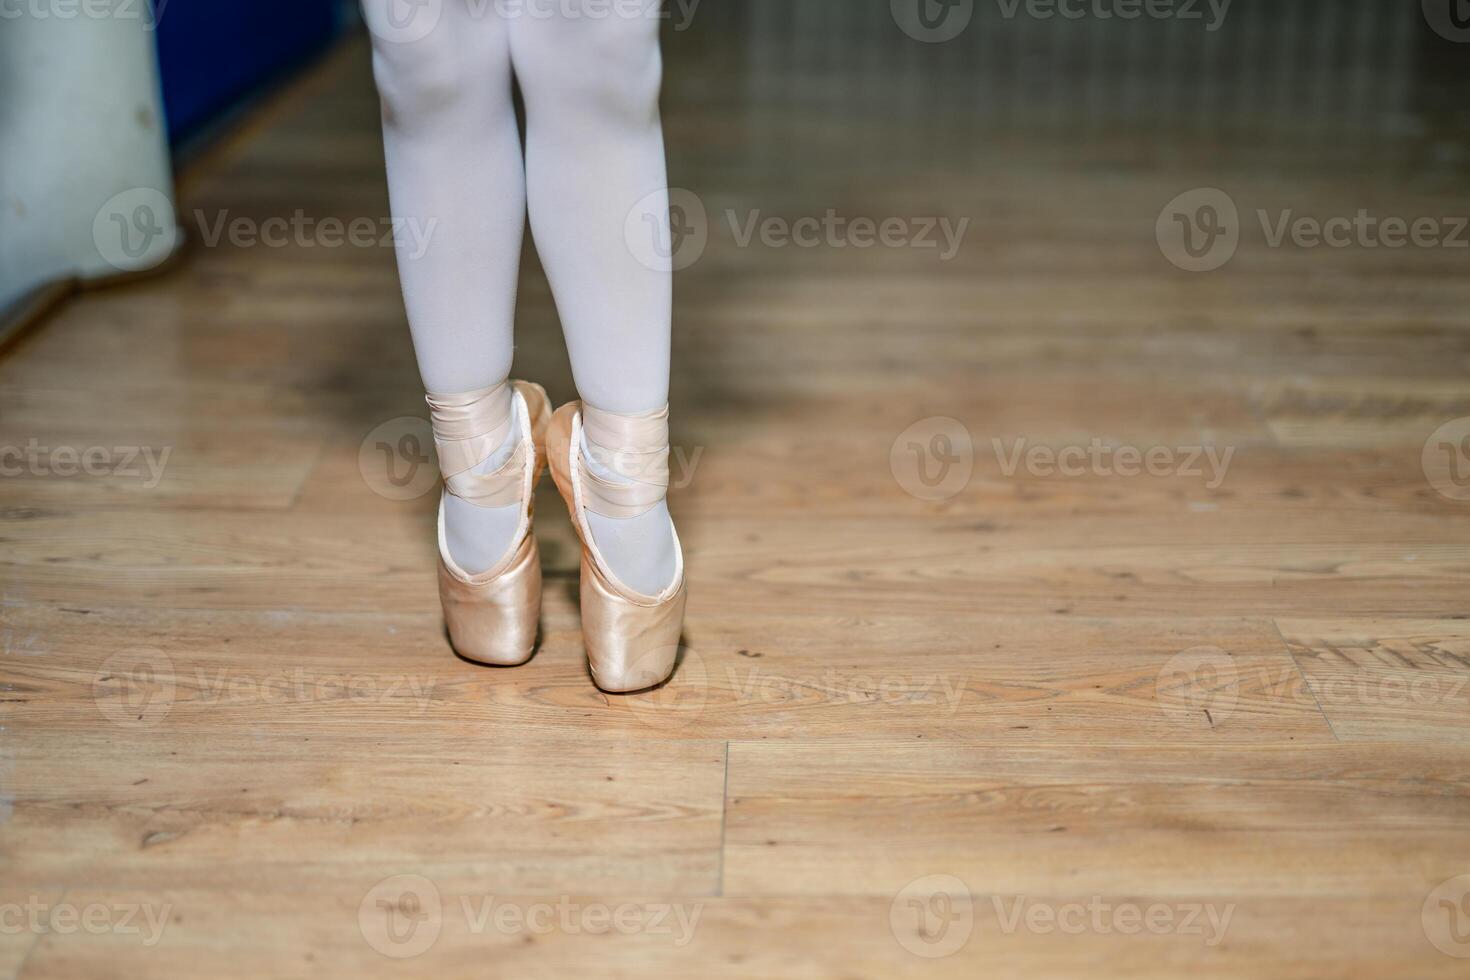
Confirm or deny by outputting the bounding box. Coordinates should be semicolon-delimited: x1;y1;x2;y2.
364;0;677;592
364;0;671;406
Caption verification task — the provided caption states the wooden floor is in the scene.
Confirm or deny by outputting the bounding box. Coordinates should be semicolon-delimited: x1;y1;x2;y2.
5;15;1470;979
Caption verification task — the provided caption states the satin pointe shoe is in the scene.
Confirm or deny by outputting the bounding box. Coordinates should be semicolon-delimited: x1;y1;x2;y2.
427;380;551;666
545;400;688;693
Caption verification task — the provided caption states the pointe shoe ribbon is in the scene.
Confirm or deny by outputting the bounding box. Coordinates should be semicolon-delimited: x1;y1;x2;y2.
579;404;671;519
426;382;527;508
547;401;687;693
426;380;551;666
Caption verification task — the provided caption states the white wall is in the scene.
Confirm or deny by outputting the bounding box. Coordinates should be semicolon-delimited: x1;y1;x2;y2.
0;0;180;312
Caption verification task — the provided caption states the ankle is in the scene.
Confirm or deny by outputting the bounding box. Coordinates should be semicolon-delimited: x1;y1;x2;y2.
577;402;680;597
427;381;528;576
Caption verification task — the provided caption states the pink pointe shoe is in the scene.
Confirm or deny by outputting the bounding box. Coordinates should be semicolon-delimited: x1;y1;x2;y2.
429;380;551;666
545;400;687;693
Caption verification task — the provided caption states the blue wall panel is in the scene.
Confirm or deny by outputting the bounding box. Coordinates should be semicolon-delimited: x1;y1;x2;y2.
154;0;342;143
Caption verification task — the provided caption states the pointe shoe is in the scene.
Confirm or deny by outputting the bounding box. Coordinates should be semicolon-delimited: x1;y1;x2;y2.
429;380;551;666
546;401;687;693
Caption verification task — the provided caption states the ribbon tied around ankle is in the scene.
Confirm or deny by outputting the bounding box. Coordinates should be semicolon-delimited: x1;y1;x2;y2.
425;382;525;508
580;403;671;519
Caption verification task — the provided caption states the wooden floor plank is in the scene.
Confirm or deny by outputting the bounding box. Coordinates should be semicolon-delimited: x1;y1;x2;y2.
2;731;725;896
1279;618;1470;742
4;18;1470;978
723;742;1470;899
13;891;1466;979
0;603;1331;742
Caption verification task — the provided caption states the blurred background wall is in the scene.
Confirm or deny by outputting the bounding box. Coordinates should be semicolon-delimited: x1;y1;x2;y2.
0;3;177;313
153;0;341;145
4;0;1467;333
0;0;343;332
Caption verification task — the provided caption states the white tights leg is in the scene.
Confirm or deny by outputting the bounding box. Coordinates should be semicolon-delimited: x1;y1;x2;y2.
366;1;678;592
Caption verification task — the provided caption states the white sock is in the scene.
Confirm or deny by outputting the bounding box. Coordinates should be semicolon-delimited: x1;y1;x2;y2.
580;427;677;597
442;396;523;576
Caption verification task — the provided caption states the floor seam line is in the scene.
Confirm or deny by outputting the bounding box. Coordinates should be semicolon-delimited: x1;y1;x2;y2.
1272;617;1340;743
717;741;730;898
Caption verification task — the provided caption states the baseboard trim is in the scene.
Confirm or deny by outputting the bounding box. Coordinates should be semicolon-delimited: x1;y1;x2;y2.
0;235;188;355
